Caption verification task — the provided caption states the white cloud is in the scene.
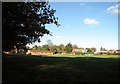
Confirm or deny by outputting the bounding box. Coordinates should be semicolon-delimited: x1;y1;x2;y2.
107;3;120;14
84;18;99;25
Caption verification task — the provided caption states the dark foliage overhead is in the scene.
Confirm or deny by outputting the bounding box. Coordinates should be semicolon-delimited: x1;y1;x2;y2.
2;2;60;51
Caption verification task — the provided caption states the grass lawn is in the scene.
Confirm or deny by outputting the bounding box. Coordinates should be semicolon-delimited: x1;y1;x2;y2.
2;54;120;83
47;54;119;58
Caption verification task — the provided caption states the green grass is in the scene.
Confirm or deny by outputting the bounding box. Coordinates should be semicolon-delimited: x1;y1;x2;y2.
35;54;119;59
2;54;119;83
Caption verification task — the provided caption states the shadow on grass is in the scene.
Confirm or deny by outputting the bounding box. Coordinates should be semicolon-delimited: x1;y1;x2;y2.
2;54;120;83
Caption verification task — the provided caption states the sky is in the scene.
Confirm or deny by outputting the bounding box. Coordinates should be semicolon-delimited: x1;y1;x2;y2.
27;2;119;51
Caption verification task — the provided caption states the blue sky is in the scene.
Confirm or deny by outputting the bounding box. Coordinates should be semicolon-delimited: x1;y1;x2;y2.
27;2;119;50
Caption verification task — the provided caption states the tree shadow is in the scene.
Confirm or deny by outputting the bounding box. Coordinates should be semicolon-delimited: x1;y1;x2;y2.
2;54;119;83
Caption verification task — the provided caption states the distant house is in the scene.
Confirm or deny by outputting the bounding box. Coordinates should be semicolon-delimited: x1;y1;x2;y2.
26;50;53;55
3;48;17;55
80;48;87;53
72;49;80;52
72;48;87;53
108;49;115;54
101;50;108;54
114;50;120;54
99;50;108;54
95;50;108;54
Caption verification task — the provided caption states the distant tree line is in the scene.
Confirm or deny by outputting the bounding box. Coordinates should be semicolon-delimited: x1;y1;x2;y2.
27;40;97;55
17;40;119;55
30;43;68;54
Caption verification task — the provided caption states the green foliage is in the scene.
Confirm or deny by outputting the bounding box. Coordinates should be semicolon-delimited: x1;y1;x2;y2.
32;45;42;50
42;45;49;50
100;47;106;51
81;52;85;55
91;47;96;52
86;48;96;53
72;44;78;49
100;47;103;51
65;43;73;53
32;45;38;50
2;2;60;51
59;44;65;53
86;48;93;53
74;52;81;55
31;43;64;54
17;49;26;54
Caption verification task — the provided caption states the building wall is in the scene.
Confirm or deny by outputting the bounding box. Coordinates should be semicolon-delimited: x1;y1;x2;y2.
26;50;53;55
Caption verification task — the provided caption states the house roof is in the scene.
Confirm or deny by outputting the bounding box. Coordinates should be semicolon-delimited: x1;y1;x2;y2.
72;48;87;52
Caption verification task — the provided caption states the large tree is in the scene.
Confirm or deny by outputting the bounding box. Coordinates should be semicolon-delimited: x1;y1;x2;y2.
2;2;60;52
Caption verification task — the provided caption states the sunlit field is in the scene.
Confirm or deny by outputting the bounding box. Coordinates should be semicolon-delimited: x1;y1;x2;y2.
3;54;119;83
45;54;119;58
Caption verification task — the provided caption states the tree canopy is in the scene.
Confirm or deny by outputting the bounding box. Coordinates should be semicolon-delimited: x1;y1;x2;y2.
65;43;73;53
2;2;60;52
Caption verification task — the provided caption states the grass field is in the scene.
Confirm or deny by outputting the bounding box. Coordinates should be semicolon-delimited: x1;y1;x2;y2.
42;54;119;58
2;54;120;83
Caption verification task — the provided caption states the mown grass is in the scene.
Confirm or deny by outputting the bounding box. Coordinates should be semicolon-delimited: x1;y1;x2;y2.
2;54;120;83
45;54;119;58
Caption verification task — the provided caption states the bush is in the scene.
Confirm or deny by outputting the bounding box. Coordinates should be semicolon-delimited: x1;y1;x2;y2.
75;52;81;55
81;52;85;55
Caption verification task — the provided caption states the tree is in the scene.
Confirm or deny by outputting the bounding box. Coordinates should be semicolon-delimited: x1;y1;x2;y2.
50;45;60;54
42;44;49;50
100;47;103;51
47;39;53;46
32;45;38;50
86;48;92;53
26;46;30;50
37;46;42;50
65;43;73;53
2;2;60;52
17;49;26;54
46;39;53;51
72;44;78;49
91;47;96;52
59;44;65;53
55;46;61;54
31;45;42;50
100;47;106;51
